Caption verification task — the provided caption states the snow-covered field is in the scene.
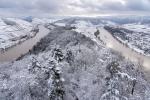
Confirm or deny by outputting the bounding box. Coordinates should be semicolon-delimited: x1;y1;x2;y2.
105;25;150;56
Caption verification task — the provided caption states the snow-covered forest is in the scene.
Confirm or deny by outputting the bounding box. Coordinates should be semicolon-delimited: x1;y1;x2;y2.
1;18;150;100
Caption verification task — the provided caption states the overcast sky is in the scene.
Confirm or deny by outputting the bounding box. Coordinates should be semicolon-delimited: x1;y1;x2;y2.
0;0;150;17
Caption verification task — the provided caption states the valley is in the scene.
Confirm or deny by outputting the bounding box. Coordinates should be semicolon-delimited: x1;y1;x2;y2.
0;16;150;100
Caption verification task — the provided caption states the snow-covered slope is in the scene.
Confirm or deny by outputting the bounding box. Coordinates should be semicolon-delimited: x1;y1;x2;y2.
54;17;117;28
123;24;150;33
0;18;37;51
32;18;63;25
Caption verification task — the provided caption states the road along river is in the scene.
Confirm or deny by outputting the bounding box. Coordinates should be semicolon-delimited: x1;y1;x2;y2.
0;25;50;62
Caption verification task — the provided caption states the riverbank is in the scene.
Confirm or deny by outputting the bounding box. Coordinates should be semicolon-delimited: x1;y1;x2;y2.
0;25;51;62
104;26;150;57
0;30;38;53
0;18;38;52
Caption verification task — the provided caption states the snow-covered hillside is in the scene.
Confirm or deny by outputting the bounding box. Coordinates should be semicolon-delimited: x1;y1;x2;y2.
123;24;150;33
54;17;117;28
0;18;37;51
32;18;61;25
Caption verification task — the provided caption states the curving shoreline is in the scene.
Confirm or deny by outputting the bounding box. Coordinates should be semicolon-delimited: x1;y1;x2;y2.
104;26;150;57
0;32;37;53
0;25;50;62
99;27;150;69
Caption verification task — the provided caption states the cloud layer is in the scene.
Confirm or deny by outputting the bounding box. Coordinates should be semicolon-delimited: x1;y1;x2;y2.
0;0;150;17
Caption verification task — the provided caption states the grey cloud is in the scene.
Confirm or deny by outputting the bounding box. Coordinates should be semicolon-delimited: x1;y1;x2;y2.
0;0;69;16
70;0;150;12
0;0;150;16
126;0;150;11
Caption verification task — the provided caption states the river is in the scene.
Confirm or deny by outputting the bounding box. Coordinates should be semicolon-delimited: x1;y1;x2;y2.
0;25;50;62
99;27;150;70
